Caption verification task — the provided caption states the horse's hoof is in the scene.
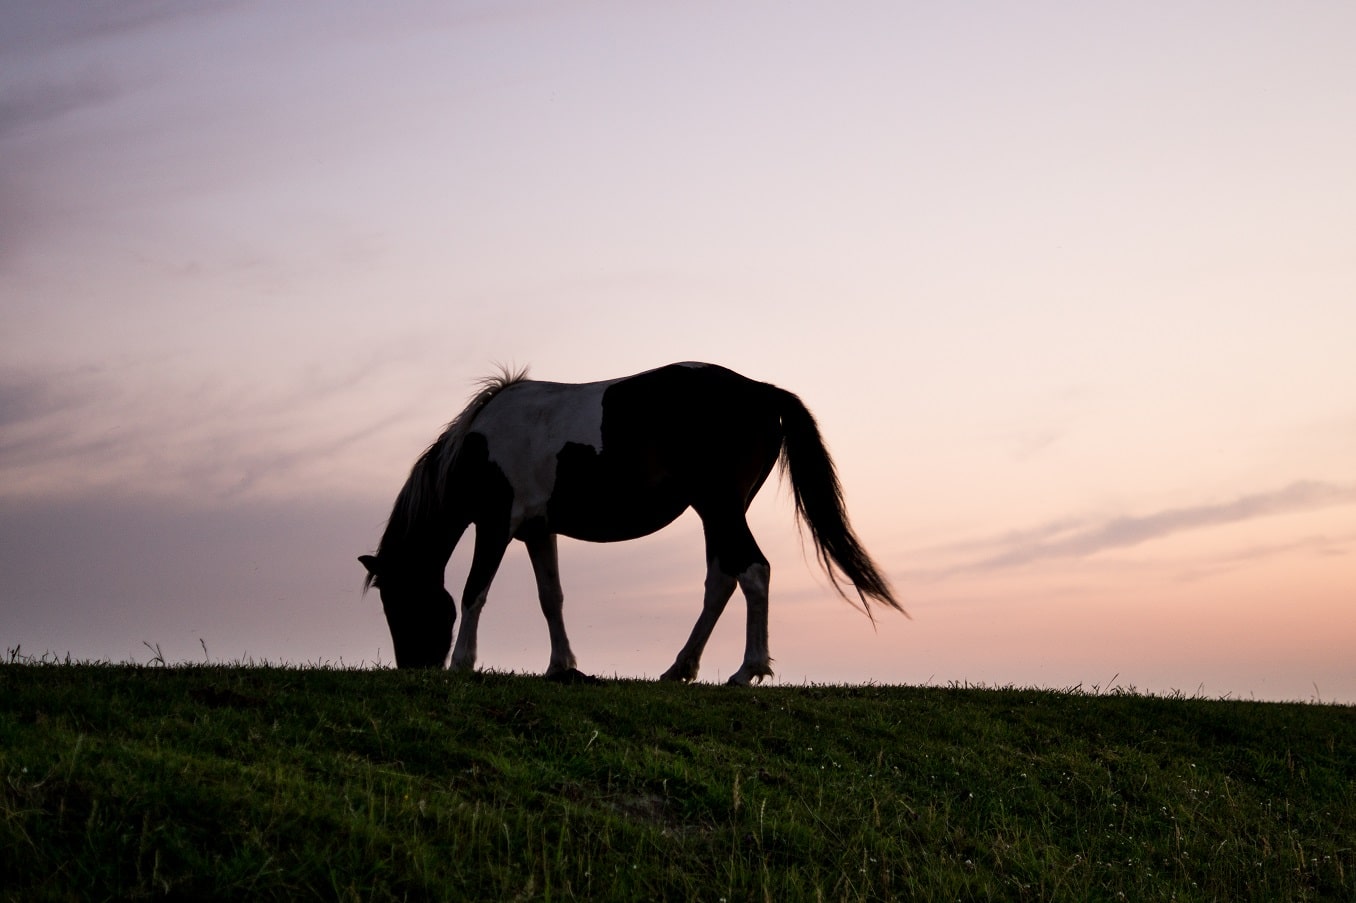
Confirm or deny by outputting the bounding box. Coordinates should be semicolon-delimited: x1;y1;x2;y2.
727;667;772;687
546;667;602;685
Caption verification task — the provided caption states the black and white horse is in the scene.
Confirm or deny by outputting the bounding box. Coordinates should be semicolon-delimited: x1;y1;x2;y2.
360;362;901;685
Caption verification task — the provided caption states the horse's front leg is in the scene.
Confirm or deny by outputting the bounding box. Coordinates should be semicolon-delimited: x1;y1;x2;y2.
450;526;510;671
521;525;578;677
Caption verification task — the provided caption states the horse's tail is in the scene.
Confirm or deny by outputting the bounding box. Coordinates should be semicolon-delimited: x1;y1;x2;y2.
772;387;906;620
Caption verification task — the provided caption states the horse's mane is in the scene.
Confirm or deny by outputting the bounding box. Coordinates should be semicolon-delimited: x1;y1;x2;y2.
366;365;529;589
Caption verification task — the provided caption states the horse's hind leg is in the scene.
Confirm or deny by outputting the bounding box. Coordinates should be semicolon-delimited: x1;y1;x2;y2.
521;525;579;677
663;508;773;685
660;558;738;682
728;560;773;686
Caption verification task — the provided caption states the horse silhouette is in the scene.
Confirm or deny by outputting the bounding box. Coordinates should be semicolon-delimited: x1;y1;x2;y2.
361;362;901;684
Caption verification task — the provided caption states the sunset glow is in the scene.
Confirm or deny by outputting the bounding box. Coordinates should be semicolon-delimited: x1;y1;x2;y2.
3;3;1353;701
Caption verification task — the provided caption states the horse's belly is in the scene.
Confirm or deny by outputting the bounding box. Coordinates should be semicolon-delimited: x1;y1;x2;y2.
543;444;688;541
547;481;689;542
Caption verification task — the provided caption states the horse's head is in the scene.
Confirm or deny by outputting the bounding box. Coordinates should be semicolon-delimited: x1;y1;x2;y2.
359;555;454;668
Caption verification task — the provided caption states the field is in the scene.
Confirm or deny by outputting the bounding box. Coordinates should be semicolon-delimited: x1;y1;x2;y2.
2;662;1352;901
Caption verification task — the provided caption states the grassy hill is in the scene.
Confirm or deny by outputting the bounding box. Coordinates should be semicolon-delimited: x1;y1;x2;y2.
2;663;1352;901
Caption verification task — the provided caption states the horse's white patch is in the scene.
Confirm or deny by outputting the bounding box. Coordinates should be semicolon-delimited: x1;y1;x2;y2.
470;378;616;530
737;561;770;599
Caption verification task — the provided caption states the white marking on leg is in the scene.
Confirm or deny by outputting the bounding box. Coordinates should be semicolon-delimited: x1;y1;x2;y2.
450;591;487;671
729;562;773;686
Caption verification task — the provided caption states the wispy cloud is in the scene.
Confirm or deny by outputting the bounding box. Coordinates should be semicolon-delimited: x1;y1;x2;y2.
0;365;112;460
1168;532;1353;585
0;77;121;141
0;1;244;57
925;481;1356;575
0;353;429;504
0;369;61;428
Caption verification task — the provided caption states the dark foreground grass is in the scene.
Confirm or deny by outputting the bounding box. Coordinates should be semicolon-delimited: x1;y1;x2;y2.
1;664;1352;901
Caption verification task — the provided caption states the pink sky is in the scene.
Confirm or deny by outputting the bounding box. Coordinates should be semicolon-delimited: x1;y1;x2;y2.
2;2;1353;701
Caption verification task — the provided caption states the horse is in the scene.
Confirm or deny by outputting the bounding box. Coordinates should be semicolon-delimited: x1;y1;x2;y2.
360;361;902;685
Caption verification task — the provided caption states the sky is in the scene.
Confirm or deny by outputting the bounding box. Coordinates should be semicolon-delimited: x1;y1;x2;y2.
2;1;1353;702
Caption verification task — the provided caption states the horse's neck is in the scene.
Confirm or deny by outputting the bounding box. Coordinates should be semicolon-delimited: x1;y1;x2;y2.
377;446;484;580
379;498;469;576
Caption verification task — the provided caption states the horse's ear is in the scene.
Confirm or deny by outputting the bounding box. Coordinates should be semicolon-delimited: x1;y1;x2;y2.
359;555;380;576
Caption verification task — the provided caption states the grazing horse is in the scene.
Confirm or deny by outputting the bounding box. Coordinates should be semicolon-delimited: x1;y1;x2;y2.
360;362;901;685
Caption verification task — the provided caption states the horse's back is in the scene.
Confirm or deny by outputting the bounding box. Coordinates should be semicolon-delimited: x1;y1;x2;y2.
473;362;770;452
467;363;783;540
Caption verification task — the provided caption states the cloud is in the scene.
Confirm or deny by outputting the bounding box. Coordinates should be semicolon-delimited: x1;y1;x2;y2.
0;356;421;505
0;370;61;428
0;366;118;467
1168;532;1353;585
0;1;244;57
0;77;122;141
931;481;1356;574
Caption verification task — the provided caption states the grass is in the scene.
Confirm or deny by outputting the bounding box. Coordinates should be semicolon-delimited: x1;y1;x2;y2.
1;661;1352;901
